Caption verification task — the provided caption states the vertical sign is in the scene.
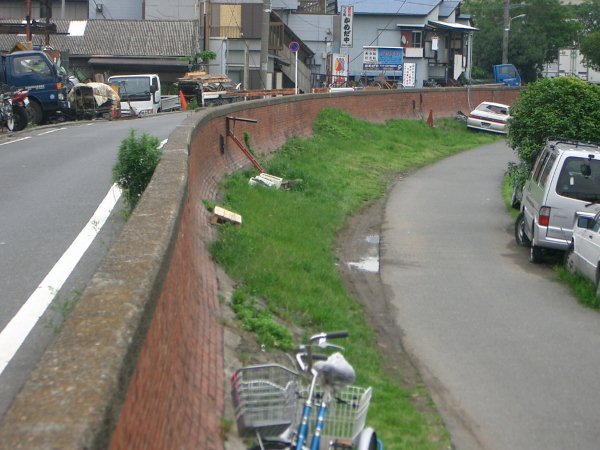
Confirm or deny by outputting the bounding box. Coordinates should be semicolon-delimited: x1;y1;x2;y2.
403;63;416;87
341;5;353;48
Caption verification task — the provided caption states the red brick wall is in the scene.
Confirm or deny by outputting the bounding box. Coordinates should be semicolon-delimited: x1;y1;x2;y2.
109;87;519;450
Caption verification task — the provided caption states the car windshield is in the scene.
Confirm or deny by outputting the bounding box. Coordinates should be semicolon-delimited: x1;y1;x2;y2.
556;156;600;202
110;77;151;100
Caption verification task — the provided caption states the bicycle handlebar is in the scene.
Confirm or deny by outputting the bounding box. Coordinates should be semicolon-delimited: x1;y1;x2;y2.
295;331;349;373
309;330;348;343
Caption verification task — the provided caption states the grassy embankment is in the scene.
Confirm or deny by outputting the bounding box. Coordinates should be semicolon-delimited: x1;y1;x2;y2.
211;108;500;449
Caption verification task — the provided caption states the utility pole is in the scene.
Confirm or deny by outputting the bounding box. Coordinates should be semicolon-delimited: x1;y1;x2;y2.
204;0;211;52
502;0;509;64
25;0;32;49
259;0;270;89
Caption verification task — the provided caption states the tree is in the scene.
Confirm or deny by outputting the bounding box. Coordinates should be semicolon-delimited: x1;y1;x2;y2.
508;77;600;172
572;0;600;35
580;30;600;70
462;0;579;81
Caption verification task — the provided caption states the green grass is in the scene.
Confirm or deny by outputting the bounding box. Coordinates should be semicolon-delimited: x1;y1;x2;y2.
211;108;500;449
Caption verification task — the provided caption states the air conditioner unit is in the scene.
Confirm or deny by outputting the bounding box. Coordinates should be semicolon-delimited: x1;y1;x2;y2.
96;4;103;13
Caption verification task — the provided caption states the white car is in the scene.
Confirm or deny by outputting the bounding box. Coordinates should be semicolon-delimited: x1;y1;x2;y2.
564;211;600;288
467;101;510;134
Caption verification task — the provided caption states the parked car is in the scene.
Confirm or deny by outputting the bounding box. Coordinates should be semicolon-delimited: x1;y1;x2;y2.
515;138;600;263
564;211;600;289
467;101;510;134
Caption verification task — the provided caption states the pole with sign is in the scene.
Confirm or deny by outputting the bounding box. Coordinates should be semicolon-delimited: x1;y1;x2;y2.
289;41;300;95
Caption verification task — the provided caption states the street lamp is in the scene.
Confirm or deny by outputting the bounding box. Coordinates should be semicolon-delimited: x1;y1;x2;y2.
502;14;526;64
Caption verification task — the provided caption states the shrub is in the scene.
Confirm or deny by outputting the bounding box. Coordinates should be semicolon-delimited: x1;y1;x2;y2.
112;130;162;211
508;77;600;173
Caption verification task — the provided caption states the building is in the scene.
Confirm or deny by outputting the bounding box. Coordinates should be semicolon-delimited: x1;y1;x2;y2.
0;0;476;90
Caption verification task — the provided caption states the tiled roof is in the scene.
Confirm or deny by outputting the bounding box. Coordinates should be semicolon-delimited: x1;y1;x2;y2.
337;0;441;16
0;19;198;57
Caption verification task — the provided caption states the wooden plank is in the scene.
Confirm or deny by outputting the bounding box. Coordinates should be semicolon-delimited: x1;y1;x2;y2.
211;206;242;226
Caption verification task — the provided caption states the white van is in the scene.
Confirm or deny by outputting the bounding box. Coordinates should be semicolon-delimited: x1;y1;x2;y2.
515;138;600;263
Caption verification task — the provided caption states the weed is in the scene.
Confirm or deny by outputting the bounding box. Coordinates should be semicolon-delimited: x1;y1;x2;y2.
44;289;81;334
112;130;162;212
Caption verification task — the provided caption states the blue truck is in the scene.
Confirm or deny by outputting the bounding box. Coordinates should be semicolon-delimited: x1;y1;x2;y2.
493;64;521;87
0;50;69;124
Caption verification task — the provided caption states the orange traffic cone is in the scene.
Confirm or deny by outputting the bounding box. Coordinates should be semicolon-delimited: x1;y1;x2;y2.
179;90;188;111
427;109;434;127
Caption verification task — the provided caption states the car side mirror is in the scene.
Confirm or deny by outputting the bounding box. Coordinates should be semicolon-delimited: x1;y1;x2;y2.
577;216;595;229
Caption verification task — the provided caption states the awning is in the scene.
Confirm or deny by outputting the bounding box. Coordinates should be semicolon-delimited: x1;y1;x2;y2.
396;23;426;29
87;57;190;69
428;20;478;31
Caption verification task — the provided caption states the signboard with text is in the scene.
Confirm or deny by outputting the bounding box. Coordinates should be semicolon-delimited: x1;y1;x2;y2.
341;6;353;48
362;46;403;71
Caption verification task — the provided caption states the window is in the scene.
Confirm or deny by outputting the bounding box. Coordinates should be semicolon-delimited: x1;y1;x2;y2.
412;31;422;48
556;157;600;201
532;150;549;183
538;153;556;188
12;55;51;76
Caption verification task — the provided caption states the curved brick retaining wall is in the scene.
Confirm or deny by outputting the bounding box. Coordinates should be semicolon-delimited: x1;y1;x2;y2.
0;87;519;450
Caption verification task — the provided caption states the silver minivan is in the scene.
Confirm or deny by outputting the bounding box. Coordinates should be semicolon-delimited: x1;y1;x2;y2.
515;138;600;263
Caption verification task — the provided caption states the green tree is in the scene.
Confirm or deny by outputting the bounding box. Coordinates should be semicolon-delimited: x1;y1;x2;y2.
580;30;600;70
508;77;600;171
462;0;579;81
572;0;600;35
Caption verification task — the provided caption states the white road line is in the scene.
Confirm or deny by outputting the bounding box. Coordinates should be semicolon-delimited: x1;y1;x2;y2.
37;128;67;136
0;184;122;376
0;136;31;146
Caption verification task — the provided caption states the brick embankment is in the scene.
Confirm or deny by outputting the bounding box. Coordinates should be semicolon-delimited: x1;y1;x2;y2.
0;87;519;450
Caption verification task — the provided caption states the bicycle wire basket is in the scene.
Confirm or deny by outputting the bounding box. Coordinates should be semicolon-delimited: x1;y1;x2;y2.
231;364;300;438
296;384;372;444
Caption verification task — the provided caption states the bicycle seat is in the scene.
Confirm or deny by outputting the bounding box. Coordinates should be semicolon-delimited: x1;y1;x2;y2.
313;352;355;391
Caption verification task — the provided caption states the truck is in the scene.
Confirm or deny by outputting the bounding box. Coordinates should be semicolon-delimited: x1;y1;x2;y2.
0;50;69;124
177;72;241;107
106;74;180;116
493;64;521;86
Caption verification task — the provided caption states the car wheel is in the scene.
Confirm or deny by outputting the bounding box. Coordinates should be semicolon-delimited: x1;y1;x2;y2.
530;244;544;264
28;100;45;125
515;212;531;247
564;242;577;274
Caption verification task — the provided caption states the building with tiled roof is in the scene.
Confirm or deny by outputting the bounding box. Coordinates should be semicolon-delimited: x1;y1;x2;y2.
0;18;199;83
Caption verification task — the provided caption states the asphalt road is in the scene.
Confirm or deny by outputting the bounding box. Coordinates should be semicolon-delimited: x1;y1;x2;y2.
381;140;600;449
0;111;190;418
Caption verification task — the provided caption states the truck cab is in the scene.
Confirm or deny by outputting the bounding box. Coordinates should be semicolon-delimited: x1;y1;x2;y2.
0;51;69;124
493;64;521;87
108;74;162;116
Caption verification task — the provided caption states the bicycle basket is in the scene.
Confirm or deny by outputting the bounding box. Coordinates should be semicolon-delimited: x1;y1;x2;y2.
231;364;299;438
296;385;372;443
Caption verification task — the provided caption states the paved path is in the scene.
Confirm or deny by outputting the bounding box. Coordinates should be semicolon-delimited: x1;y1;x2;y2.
381;141;600;450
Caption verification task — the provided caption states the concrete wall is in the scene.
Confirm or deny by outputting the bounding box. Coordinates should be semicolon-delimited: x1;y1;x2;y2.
0;86;520;450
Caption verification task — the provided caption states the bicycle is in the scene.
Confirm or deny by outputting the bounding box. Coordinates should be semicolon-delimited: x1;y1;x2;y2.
231;331;382;450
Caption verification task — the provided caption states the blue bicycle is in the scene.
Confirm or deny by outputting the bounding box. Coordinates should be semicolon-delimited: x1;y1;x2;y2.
231;331;382;450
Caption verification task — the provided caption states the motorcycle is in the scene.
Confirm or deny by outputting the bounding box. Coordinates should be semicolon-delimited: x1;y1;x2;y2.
0;87;30;132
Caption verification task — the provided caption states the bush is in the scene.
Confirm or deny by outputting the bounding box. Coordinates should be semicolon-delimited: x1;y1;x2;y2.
112;130;162;211
508;77;600;173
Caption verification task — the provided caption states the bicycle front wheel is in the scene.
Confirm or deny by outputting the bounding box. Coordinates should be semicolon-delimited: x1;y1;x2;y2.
356;427;379;450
